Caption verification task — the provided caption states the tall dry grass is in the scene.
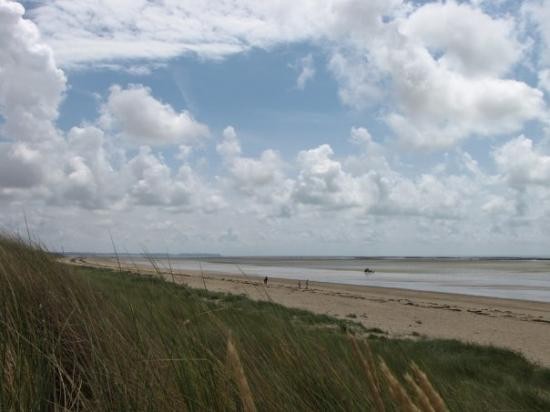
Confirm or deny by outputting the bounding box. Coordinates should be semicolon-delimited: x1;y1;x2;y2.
226;333;256;412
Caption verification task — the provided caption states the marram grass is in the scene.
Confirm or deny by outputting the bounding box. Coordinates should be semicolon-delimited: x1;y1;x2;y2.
1;235;550;411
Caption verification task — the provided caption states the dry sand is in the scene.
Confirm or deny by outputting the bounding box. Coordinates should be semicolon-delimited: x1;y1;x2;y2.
67;256;550;367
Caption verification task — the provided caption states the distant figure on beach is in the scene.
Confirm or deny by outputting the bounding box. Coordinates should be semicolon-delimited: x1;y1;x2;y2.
298;280;301;289
305;279;309;289
264;276;268;286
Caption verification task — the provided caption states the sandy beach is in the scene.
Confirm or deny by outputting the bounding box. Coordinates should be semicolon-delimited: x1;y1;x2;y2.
67;256;550;367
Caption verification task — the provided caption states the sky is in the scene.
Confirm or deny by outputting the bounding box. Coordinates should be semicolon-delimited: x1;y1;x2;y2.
1;0;550;256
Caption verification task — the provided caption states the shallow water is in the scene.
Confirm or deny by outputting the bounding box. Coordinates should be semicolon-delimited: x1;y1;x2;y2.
120;256;550;303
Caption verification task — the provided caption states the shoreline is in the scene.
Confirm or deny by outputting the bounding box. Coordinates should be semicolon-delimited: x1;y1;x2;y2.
65;256;550;367
75;255;550;305
101;255;550;303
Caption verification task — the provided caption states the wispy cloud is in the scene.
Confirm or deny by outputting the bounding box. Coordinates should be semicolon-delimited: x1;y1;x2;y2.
295;54;315;90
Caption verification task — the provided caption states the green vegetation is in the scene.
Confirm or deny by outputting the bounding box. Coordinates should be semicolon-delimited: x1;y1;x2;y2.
1;235;550;411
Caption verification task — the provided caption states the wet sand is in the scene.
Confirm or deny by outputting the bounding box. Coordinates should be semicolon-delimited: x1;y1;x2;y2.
66;256;550;367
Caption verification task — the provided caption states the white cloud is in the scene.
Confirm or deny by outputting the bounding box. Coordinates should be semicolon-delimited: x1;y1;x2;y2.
92;62;168;76
64;156;98;204
345;127;392;174
125;146;182;206
522;0;550;65
100;84;209;146
324;1;545;149
60;126;121;209
216;126;242;159
217;126;285;193
373;173;472;219
176;145;193;160
349;127;373;146
0;143;44;188
482;195;515;216
122;145;224;212
295;54;315;90
493;135;550;187
292;144;379;211
29;0;336;67
328;52;383;108
0;0;67;198
328;0;406;42
229;150;285;190
213;126;485;223
330;1;544;149
382;40;544;149
292;128;490;220
0;0;66;144
217;126;290;215
402;1;523;76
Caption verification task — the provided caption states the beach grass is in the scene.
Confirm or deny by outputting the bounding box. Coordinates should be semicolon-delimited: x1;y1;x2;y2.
1;235;550;411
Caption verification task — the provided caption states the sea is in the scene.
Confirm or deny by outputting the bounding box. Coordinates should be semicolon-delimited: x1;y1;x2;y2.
116;256;550;303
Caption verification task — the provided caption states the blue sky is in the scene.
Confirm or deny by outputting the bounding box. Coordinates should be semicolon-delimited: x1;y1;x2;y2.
1;0;550;255
60;46;374;160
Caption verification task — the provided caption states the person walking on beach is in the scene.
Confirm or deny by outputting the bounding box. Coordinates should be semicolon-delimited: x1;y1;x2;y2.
305;279;309;289
298;280;302;289
264;276;268;286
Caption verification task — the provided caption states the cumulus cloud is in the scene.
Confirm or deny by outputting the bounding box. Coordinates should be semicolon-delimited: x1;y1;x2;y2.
493;135;550;187
332;1;544;149
523;0;550;65
0;143;44;188
216;126;242;159
346;127;390;173
212;125;515;225
100;85;209;146
122;145;224;212
328;52;383;108
385;64;545;149
125;147;180;206
373;173;473;219
217;126;290;215
0;0;67;198
402;1;523;76
292;144;378;211
381;4;543;148
291;127;490;221
61;126;120;209
326;1;544;148
0;0;66;144
213;126;485;223
229;150;285;191
217;128;284;194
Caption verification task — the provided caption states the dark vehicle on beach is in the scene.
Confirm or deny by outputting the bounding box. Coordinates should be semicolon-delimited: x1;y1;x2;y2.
364;268;375;274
